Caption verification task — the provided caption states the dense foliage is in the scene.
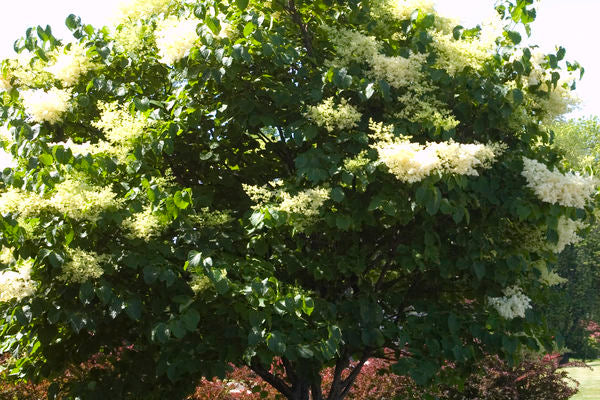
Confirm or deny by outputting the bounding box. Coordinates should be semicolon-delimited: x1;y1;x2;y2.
0;0;595;399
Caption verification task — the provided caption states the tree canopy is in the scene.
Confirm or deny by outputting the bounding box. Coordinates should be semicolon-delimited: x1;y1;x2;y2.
0;0;595;399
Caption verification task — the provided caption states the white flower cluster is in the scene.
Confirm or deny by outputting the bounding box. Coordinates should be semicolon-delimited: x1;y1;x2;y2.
46;44;93;86
279;187;330;218
0;188;46;217
93;101;148;144
243;183;330;230
431;15;502;76
0;247;14;264
123;205;168;240
49;178;122;221
0;179;121;222
552;216;586;253
322;26;380;67
0;77;11;92
370;0;435;23
114;0;173;21
60;248;110;283
388;0;435;20
488;286;532;320
305;97;362;132
376;139;503;183
521;157;598;209
0;258;35;302
21;88;71;124
533;260;567;286
371;53;427;88
155;16;199;65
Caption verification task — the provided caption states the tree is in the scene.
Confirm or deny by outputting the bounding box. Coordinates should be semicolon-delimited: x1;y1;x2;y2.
0;0;594;399
544;117;600;360
552;116;600;174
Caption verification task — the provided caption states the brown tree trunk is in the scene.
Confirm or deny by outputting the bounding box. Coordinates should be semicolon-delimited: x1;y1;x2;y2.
250;351;371;400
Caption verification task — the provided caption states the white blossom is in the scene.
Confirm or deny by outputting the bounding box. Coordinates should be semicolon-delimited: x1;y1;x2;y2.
552;216;586;253
155;16;199;65
376;139;503;183
46;44;93;86
60;248;110;283
21;88;71;124
522;157;598;208
305;97;362;132
0;258;35;302
488;286;532;320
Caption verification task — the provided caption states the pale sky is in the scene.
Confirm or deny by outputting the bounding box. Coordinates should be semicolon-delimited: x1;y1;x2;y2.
0;0;598;117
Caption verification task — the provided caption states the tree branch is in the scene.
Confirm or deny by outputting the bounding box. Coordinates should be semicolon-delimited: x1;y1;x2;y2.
339;353;370;399
282;357;298;388
250;361;293;398
284;0;314;56
326;350;350;400
311;377;324;400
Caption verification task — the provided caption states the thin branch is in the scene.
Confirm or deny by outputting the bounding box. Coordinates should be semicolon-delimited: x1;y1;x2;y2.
374;263;390;291
284;0;314;56
250;361;293;398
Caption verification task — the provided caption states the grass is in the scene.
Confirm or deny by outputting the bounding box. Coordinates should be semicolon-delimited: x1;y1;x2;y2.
563;360;600;399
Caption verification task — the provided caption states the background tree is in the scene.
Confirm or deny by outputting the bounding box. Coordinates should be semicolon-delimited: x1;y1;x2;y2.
0;0;594;399
542;116;600;360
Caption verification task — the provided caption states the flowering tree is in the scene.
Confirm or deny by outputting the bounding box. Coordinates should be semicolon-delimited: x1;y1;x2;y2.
0;0;595;399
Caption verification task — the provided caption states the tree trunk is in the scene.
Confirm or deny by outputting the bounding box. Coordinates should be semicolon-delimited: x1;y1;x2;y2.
250;352;370;400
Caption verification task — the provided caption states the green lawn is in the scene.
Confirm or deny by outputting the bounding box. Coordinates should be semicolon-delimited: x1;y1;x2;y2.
564;360;600;399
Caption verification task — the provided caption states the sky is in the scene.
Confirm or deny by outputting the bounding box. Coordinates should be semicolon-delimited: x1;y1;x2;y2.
0;0;598;117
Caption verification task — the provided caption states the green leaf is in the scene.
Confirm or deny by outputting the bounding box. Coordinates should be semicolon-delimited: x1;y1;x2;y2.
235;0;249;10
511;88;523;106
426;187;442;216
302;297;314;316
151;323;170;343
243;22;255;37
79;282;95;305
65;14;81;31
125;298;142;321
188;251;204;268
297;345;314;359
331;187;345;203
473;262;486;280
39;153;53;166
143;266;160;284
516;204;530;220
336;214;352;231
267;331;286;355
361;328;384;347
182;309;201;331
507;30;521;44
170;320;187;339
174;191;190;209
205;17;221;36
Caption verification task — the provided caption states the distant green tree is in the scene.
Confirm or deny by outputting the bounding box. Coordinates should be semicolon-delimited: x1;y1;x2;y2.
546;117;600;359
553;116;600;173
